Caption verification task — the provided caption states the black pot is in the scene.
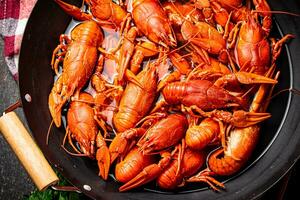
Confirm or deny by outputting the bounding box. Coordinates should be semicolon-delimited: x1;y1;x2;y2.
18;0;300;199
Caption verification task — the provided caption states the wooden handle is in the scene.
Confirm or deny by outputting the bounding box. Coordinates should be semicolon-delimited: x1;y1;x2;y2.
0;112;59;191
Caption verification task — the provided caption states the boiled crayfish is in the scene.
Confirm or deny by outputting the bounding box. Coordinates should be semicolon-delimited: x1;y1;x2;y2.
48;0;296;193
49;20;103;127
64;92;110;180
132;0;177;47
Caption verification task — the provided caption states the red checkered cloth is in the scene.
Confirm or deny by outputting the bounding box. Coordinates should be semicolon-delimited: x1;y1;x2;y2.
0;0;37;80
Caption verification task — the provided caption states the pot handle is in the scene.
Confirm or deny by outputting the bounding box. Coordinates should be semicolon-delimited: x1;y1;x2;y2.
0;111;59;191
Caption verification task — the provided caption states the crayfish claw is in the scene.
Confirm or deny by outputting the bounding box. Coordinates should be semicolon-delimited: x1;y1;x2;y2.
109;135;128;164
244;112;271;125
96;145;111;180
54;0;92;21
235;71;278;84
48;93;62;127
119;151;172;192
109;128;146;164
119;164;161;192
96;133;111;180
125;69;144;89
230;110;271;127
48;76;65;127
214;72;277;88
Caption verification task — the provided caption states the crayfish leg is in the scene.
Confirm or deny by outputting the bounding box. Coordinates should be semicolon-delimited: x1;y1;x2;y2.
271;34;295;64
150;99;168;114
187;168;225;191
157;71;181;92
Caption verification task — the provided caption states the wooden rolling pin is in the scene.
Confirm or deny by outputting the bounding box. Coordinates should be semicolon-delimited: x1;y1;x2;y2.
0;111;59;191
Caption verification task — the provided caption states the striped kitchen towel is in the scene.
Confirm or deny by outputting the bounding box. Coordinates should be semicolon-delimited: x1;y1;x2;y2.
0;0;37;80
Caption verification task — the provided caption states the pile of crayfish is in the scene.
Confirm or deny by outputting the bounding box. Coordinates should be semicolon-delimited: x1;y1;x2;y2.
48;0;294;192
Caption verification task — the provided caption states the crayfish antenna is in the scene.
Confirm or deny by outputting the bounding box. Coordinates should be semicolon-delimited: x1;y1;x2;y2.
61;145;87;157
251;10;300;17
46;120;54;145
61;127;88;157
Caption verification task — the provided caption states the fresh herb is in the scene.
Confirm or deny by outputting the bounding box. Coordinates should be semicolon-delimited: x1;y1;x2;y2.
23;171;84;200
